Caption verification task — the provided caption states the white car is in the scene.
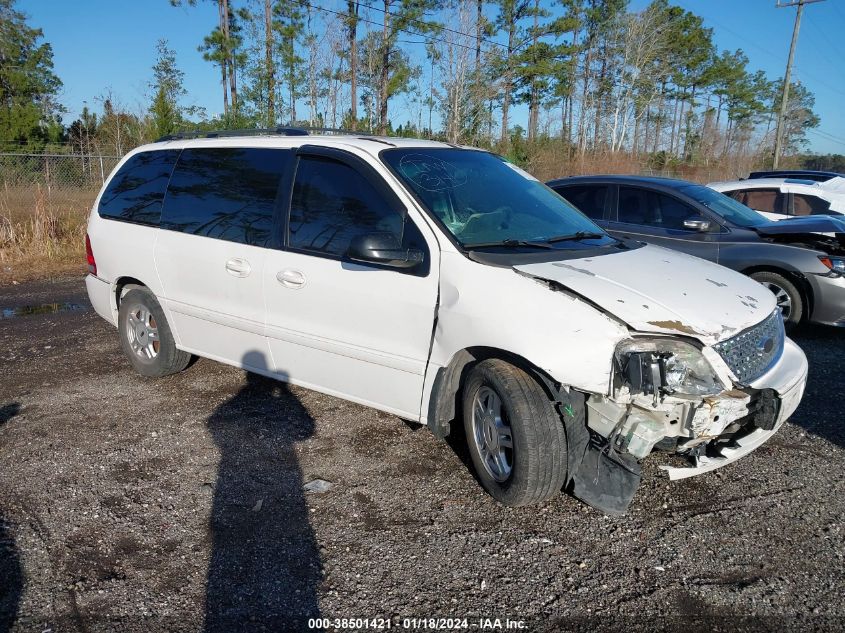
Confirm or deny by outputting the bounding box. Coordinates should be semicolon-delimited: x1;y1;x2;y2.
85;130;808;513
708;177;845;221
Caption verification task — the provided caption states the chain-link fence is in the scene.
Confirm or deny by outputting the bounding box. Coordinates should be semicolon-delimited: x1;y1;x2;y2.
0;152;122;194
1;153;123;259
1;152;123;219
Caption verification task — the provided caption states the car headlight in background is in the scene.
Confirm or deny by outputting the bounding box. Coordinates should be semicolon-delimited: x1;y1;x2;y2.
819;255;845;275
615;338;723;402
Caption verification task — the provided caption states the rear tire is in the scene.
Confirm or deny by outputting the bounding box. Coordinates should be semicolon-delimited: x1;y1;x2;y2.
462;359;567;506
749;271;803;329
118;287;192;377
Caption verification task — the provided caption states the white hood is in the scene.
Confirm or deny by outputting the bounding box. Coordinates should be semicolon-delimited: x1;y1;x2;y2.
514;245;776;345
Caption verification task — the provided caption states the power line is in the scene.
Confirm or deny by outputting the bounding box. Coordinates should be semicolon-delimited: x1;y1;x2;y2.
675;0;845;101
802;13;845;64
355;0;509;50
297;0;497;54
806;128;845;146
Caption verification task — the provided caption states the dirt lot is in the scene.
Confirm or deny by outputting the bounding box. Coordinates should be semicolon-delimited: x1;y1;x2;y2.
1;277;844;632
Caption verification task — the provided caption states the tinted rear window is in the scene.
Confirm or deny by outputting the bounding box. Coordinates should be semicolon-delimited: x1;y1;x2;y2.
98;150;179;225
162;147;293;247
792;193;830;216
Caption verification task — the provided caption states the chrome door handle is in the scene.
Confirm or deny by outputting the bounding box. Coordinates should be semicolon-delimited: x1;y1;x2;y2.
276;269;306;289
225;258;251;277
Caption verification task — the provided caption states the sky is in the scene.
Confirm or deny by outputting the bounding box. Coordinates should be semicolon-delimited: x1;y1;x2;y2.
17;0;845;154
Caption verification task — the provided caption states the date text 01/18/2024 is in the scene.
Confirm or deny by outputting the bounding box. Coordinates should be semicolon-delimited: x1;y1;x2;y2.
307;617;529;630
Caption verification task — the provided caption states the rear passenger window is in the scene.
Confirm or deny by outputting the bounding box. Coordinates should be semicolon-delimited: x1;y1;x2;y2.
792;193;830;216
162;148;292;247
729;188;785;214
98;150;179;225
556;185;608;220
288;156;404;257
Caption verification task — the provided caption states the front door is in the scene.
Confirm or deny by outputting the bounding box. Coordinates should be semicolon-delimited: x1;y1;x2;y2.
263;147;440;419
607;185;719;262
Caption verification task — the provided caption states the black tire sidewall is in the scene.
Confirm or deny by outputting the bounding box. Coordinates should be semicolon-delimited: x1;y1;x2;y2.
462;360;566;506
117;288;182;377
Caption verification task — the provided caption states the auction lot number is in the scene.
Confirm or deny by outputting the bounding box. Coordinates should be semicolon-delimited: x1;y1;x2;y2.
309;617;527;630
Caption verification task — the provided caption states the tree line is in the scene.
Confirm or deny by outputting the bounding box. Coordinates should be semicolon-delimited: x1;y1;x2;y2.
0;0;831;172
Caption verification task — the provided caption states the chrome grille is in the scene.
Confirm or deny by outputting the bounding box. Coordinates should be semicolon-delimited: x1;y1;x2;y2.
713;310;785;384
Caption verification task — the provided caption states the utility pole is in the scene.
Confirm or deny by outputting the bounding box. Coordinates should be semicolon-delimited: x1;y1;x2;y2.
772;0;825;169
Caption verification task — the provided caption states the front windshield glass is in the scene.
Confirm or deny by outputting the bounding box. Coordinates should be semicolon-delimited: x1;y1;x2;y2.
381;148;615;248
680;184;769;228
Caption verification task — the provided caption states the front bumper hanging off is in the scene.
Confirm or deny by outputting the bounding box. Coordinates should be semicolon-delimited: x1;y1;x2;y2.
659;338;808;480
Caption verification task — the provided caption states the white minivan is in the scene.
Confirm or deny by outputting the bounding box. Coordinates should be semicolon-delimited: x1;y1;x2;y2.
85;131;808;514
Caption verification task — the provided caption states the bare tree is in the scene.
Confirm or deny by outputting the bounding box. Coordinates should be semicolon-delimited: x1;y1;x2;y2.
606;6;668;152
433;0;474;143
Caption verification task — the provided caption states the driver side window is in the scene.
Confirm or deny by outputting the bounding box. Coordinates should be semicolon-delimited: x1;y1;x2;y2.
651;192;706;230
288;156;403;257
617;187;705;230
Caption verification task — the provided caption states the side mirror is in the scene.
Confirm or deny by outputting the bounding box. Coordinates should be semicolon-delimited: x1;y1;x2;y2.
347;232;424;269
683;219;711;232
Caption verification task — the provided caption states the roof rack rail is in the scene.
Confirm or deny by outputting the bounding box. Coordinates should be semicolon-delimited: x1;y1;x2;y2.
155;126;309;142
302;127;376;137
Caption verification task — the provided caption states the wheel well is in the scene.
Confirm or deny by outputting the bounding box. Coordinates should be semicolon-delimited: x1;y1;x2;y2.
426;346;562;438
114;277;147;311
741;265;814;319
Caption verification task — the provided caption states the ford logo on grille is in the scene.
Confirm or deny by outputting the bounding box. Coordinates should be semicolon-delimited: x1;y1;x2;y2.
757;336;774;355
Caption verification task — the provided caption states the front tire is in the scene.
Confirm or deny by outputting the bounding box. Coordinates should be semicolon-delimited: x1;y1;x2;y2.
462;359;567;506
118;287;192;377
749;271;803;329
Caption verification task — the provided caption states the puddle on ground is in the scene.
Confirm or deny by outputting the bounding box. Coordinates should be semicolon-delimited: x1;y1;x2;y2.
1;303;88;320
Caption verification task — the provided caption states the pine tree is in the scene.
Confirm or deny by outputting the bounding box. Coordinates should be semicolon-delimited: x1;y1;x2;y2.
374;0;440;134
0;0;63;151
151;85;178;139
174;0;245;122
274;0;306;123
149;40;186;137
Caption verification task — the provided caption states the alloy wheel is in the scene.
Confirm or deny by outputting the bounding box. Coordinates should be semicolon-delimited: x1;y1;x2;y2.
125;305;160;360
471;386;514;482
762;281;793;321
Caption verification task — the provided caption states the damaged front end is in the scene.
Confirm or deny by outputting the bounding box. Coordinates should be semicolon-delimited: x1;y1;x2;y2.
565;309;802;515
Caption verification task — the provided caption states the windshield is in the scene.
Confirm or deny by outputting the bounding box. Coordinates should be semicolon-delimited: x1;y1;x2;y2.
680;184;769;228
381;148;615;249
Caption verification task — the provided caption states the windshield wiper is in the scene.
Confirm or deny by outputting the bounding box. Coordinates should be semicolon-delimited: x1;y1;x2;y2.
544;231;606;243
463;238;556;250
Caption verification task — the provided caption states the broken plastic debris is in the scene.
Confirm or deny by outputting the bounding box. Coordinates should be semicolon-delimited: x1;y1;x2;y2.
303;479;334;493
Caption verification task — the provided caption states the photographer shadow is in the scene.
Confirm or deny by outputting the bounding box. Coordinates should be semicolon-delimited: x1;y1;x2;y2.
0;403;22;633
0;512;23;633
204;352;322;631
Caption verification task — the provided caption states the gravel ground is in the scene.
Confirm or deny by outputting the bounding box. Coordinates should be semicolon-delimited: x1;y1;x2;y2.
1;277;844;633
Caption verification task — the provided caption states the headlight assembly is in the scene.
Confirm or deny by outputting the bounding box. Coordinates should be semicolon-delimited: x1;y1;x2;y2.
820;255;845;275
615;338;723;402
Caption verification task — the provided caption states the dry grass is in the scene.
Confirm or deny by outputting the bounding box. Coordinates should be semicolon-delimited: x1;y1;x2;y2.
527;146;762;184
0;185;93;285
